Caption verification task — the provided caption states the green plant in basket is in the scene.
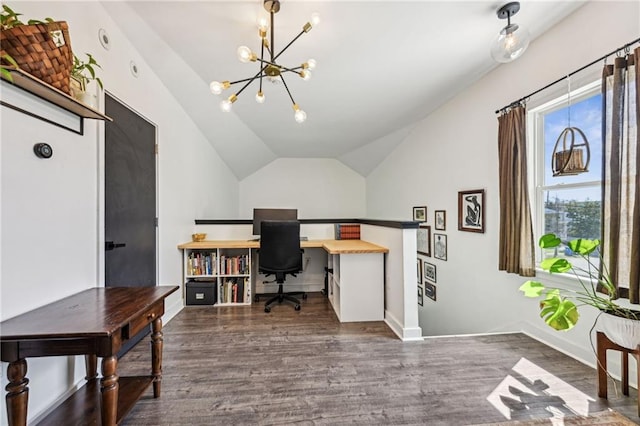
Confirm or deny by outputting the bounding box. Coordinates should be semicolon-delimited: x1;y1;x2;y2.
72;53;103;90
519;233;640;331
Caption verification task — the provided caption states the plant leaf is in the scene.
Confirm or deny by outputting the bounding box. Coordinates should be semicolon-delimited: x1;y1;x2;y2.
539;234;562;249
568;238;600;256
519;281;545;297
539;292;579;331
540;258;572;273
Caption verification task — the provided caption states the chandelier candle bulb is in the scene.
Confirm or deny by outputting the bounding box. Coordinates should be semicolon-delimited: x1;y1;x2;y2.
255;91;265;103
311;12;320;26
220;94;238;112
293;104;307;123
209;80;230;95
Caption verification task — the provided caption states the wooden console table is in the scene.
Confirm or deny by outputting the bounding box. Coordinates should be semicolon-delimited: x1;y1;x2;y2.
0;286;178;426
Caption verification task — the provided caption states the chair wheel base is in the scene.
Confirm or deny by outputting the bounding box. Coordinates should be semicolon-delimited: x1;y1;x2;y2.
294;305;301;311
302;293;308;300
265;306;271;313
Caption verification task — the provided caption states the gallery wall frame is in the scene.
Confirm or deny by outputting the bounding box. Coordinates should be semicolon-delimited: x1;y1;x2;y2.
417;225;431;257
417;259;422;283
424;261;436;283
413;206;427;222
435;210;446;231
458;189;485;233
433;233;447;261
425;282;436;301
418;287;424;306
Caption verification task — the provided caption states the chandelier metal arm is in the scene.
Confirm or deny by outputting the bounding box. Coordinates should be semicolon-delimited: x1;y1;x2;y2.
232;65;269;96
254;58;303;76
273;29;307;63
279;74;296;105
270;11;275;62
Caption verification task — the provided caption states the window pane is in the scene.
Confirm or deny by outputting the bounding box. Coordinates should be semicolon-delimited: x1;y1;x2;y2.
544;187;601;241
543;93;602;185
542;188;601;271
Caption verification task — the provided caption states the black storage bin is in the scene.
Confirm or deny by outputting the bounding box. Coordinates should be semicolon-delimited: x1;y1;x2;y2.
186;281;216;305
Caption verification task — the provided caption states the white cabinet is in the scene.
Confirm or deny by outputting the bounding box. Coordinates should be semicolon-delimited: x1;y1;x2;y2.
328;252;384;322
183;247;252;306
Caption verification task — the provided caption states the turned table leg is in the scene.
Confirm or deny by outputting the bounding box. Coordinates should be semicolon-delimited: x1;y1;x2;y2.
151;316;164;398
5;359;29;426
85;354;98;381
100;355;119;426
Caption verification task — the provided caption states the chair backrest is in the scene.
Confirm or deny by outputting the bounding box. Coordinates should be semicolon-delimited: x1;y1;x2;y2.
259;220;302;276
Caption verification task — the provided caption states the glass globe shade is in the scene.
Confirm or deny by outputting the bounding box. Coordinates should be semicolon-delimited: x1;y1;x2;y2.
237;46;253;63
294;108;307;123
220;99;233;112
490;24;530;63
210;81;223;95
302;70;312;81
255;92;265;104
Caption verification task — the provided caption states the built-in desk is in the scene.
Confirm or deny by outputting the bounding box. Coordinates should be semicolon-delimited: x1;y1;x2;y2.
177;239;388;322
0;286;178;426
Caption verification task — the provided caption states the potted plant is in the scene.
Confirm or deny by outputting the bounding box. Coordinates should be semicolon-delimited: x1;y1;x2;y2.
519;233;640;348
70;53;103;107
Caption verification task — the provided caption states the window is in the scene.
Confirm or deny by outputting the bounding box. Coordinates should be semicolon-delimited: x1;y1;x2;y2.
528;80;602;269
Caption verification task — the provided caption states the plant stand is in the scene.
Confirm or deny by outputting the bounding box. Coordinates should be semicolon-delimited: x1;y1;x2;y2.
596;331;640;416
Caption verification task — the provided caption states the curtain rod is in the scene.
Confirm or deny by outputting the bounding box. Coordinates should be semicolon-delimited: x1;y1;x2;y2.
495;37;640;114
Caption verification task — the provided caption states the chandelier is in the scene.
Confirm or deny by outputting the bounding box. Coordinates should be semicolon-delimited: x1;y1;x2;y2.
209;0;319;123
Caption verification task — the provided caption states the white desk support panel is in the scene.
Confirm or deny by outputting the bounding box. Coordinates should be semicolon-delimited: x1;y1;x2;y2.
178;239;388;322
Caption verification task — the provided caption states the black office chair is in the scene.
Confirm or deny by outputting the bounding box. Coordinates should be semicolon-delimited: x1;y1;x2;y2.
257;220;307;312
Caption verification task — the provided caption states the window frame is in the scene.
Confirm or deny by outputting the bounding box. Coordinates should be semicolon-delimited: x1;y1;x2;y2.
526;78;602;270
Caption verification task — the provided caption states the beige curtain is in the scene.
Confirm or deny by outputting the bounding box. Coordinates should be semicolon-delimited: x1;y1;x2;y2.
602;46;640;302
498;106;535;277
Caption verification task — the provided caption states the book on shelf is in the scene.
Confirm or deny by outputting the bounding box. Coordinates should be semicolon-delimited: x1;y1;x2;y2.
187;251;217;275
219;278;246;303
334;224;360;240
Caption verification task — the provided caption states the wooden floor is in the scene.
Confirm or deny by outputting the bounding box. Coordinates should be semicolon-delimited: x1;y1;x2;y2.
118;293;640;425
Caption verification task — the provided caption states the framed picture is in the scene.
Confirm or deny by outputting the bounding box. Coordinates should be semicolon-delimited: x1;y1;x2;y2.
423;261;436;283
416;225;431;257
458;189;485;233
417;259;422;283
417;287;424;306
413;206;427;222
425;282;436;301
433;233;447;261
435;210;446;231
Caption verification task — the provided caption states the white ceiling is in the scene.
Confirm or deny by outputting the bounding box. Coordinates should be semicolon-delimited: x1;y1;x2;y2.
102;1;585;179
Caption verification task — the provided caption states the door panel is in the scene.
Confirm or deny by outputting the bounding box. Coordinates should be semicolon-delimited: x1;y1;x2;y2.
105;94;156;288
105;94;157;356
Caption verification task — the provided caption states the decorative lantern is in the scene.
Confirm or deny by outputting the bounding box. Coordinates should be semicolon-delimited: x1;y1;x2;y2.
551;126;590;176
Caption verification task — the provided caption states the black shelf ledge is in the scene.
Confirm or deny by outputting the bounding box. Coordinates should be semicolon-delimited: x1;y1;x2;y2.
195;218;419;229
0;66;112;134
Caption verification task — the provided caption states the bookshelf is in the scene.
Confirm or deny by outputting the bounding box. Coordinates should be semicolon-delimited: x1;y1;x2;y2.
183;247;251;306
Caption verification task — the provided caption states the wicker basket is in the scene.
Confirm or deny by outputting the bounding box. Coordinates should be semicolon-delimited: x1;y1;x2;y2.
1;21;74;94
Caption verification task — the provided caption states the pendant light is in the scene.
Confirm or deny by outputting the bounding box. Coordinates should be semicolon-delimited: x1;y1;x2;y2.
490;2;531;63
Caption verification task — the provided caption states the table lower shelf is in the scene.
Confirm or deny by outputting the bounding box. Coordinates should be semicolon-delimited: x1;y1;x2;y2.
38;375;154;425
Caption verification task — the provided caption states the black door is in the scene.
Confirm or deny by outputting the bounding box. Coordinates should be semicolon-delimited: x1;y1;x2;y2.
105;93;157;355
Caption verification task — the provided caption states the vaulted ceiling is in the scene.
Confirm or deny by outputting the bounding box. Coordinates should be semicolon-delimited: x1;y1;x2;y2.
102;1;585;179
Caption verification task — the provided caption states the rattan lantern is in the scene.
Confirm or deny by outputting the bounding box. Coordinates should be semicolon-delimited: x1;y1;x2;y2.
551;126;590;176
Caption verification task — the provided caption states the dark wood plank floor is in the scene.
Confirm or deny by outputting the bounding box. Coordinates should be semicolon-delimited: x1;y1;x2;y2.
118;293;640;425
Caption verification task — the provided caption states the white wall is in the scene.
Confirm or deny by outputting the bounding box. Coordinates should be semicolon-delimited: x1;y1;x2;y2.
367;0;639;369
0;2;239;424
239;158;366;219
